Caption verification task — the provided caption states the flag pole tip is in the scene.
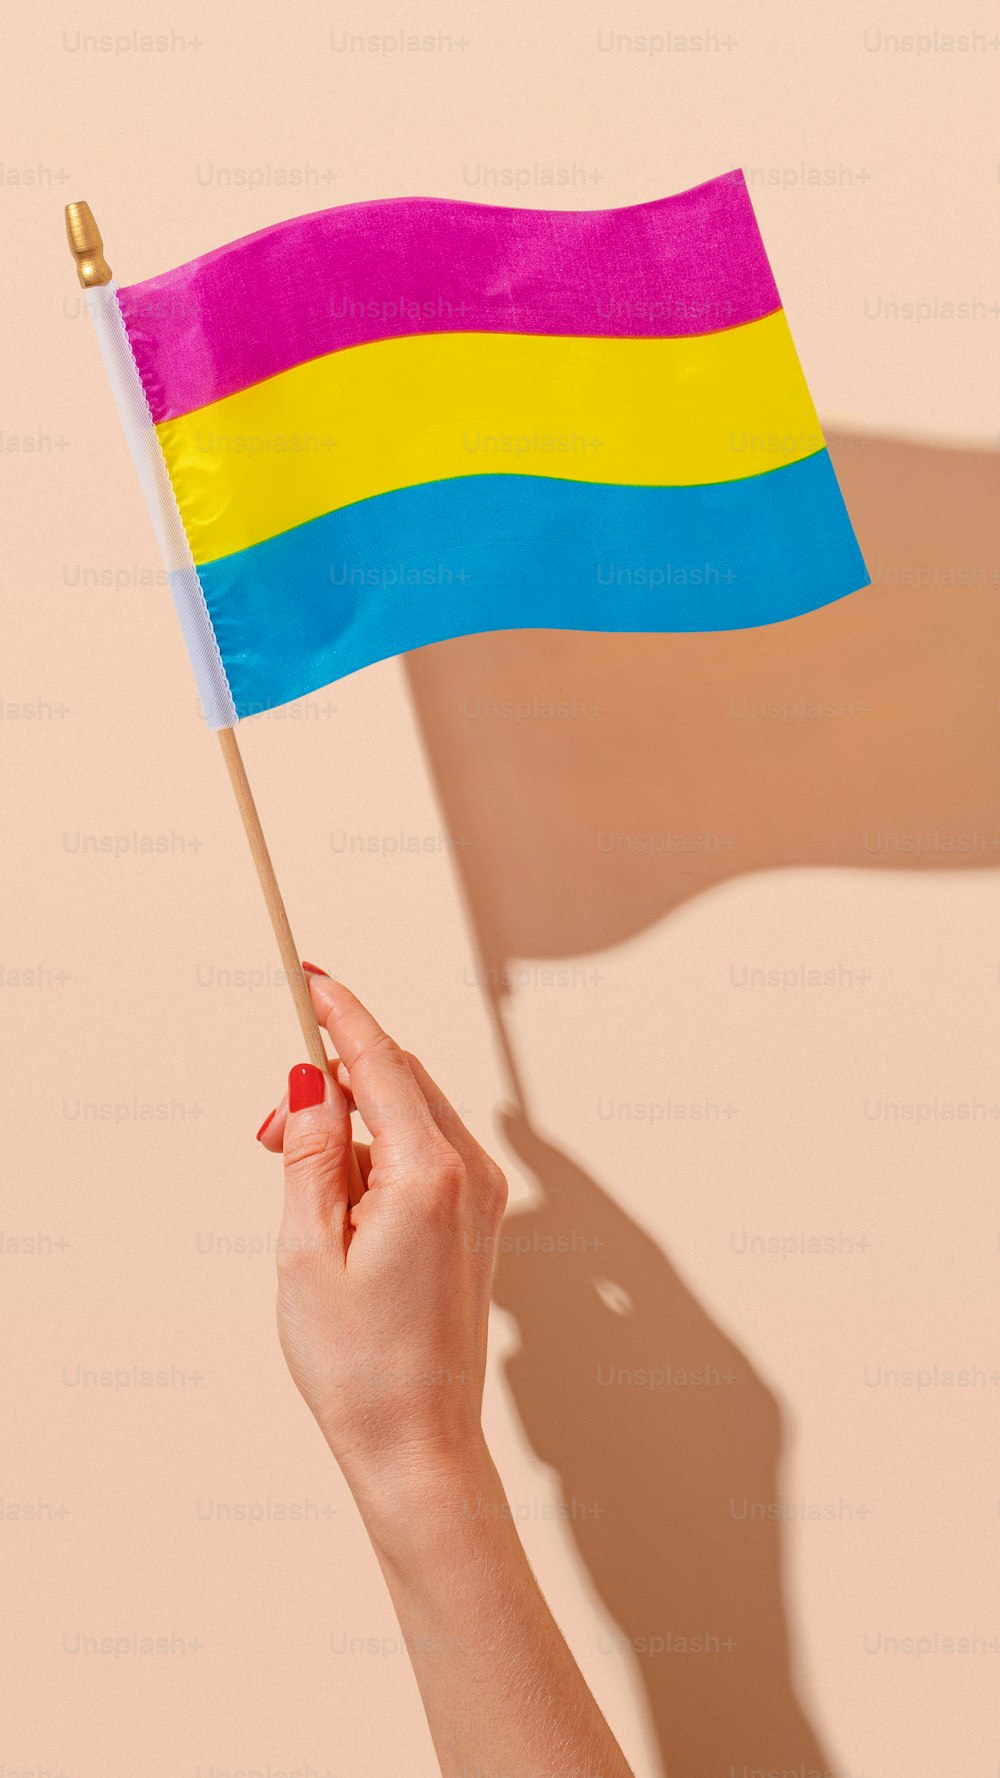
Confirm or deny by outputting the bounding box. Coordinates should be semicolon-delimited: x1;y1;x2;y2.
65;201;112;287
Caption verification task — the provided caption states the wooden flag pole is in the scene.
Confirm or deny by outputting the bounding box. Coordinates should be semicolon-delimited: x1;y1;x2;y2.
215;727;329;1071
65;200;330;1075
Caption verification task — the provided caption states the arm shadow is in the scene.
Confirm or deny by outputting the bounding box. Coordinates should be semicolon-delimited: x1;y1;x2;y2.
492;1103;826;1776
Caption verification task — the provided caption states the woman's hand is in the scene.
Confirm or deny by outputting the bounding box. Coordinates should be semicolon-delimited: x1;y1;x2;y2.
256;970;633;1778
258;972;508;1511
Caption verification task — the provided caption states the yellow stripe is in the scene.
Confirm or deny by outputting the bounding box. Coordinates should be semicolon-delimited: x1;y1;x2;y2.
157;315;823;566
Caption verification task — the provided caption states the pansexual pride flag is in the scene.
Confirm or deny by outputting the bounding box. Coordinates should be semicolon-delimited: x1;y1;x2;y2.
98;170;867;727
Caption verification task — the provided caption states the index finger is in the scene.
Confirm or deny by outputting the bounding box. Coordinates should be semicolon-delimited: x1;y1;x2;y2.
307;976;446;1163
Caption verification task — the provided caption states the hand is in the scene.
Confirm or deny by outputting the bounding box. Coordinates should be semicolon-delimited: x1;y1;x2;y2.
256;972;633;1778
257;973;508;1512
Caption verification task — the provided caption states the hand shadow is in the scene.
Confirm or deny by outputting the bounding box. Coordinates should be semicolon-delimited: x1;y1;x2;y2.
492;1103;827;1778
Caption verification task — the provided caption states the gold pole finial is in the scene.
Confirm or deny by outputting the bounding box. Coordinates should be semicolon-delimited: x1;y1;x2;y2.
65;201;112;287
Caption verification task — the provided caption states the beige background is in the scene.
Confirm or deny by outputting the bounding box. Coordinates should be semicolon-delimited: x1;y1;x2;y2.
3;1;999;1774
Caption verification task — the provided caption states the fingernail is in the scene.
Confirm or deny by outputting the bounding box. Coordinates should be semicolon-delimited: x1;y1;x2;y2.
288;1063;326;1112
301;961;329;977
255;1109;276;1142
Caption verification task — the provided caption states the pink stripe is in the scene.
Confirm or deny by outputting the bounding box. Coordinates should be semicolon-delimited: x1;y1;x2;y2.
117;171;781;424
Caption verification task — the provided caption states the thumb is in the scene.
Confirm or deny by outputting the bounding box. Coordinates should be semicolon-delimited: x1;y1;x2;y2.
280;1063;354;1262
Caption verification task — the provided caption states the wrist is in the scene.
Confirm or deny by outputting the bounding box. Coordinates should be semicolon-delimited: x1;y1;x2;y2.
342;1433;503;1566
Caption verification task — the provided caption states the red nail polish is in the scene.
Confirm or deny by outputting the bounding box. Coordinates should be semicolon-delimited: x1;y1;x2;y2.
288;1063;325;1111
255;1109;276;1142
301;961;329;977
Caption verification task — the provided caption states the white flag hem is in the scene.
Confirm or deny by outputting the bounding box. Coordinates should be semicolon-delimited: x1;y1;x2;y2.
85;282;238;730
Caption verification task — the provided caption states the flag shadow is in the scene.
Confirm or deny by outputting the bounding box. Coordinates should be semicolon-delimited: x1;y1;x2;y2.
402;433;999;1775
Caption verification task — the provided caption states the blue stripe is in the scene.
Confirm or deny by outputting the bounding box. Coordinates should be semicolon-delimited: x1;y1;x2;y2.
197;453;868;721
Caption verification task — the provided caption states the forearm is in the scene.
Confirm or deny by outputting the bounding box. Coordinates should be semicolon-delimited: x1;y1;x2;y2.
354;1438;634;1778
